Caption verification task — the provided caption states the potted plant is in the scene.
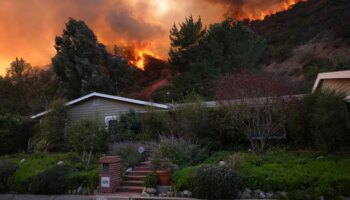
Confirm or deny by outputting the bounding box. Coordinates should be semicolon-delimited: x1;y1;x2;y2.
154;158;173;185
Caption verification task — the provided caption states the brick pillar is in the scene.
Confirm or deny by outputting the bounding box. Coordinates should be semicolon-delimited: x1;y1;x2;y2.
99;156;121;193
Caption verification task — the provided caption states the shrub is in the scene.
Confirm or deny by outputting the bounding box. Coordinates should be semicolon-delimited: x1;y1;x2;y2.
144;172;159;188
151;136;207;170
0;115;34;155
168;94;214;144
140;109;171;140
0;159;18;192
203;151;232;164
67;169;99;193
211;107;249;150
191;165;240;199
108;110;142;142
35;99;67;152
109;142;146;168
172;165;200;192
304;90;349;152
7;155;57;192
67;119;108;167
239;151;350;199
31;165;77;194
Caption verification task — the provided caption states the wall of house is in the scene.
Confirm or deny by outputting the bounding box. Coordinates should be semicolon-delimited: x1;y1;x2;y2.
320;79;350;96
66;97;154;125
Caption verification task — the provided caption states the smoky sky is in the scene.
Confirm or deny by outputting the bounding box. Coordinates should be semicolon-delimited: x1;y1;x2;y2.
107;11;165;41
0;0;297;74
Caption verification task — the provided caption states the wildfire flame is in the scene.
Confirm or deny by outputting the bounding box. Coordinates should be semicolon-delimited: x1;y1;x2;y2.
236;0;302;20
126;43;161;70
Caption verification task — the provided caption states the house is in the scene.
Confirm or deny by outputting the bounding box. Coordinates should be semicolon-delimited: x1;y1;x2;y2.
31;92;169;127
312;70;350;126
312;70;350;101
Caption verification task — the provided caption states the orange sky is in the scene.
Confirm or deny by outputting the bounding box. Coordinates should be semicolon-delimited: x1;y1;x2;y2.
0;0;299;75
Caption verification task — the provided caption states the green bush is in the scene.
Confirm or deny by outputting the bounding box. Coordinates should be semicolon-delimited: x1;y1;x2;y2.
172;165;200;191
144;172;158;188
0;115;34;155
304;90;349;152
67;119;108;167
202;151;232;164
191;165;240;199
7;155;57;192
109;142;145;168
0;159;18;192
67;169;99;193
108;110;142;142
140;109;171;140
35;99;68;152
31;165;77;194
240;151;350;199
151;136;207;170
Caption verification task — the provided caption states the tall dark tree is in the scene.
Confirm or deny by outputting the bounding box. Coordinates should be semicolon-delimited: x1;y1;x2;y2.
52;18;132;99
169;15;206;71
201;19;266;74
168;17;266;99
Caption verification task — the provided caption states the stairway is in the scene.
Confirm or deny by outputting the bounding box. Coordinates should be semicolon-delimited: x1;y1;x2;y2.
117;160;153;193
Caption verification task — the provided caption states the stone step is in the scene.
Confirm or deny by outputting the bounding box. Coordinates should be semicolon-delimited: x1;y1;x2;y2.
128;170;153;176
134;166;152;171
124;175;146;181
121;180;144;187
117;186;144;193
140;161;151;166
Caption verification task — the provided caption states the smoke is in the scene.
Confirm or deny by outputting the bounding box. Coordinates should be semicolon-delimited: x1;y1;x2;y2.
107;11;165;41
0;0;297;74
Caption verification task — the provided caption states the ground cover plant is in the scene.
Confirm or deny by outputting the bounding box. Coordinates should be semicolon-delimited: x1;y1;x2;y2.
0;153;99;194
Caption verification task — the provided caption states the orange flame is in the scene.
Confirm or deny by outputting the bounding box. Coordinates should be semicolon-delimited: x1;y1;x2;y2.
128;44;161;70
236;0;301;20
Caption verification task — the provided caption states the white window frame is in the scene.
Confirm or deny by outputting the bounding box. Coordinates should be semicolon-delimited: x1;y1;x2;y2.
105;116;117;129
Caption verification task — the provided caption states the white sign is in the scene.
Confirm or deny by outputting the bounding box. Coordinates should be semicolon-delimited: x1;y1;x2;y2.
101;177;110;188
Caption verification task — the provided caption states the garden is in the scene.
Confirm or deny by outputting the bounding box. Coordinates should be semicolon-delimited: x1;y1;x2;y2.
0;74;350;200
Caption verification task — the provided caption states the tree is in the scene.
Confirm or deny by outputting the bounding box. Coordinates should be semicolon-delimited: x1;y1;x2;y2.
169;15;206;71
52;18;133;99
67;119;107;167
168;17;266;99
0;115;34;155
6;58;32;81
201;19;266;74
216;73;297;154
0;58;58;115
35;99;68;152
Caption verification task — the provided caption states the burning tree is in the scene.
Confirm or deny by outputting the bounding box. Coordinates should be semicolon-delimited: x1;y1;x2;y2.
216;73;298;154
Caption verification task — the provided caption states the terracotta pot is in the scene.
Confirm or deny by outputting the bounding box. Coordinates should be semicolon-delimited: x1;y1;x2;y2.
156;170;171;185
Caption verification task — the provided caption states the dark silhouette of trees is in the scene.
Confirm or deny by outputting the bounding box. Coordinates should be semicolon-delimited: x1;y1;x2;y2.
52;18;133;99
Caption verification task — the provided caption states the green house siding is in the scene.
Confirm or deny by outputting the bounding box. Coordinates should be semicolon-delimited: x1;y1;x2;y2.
67;97;150;124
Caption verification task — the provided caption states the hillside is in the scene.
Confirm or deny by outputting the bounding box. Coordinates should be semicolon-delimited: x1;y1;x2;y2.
249;0;350;89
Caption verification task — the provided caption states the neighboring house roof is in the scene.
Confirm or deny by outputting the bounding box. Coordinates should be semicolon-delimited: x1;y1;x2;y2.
31;92;169;119
312;70;350;92
312;70;350;101
168;94;305;109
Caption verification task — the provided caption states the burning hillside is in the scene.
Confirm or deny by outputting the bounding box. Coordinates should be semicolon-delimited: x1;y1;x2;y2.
120;42;162;70
0;0;304;74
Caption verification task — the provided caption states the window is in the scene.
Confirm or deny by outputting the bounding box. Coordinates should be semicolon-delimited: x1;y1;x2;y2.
105;116;117;129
